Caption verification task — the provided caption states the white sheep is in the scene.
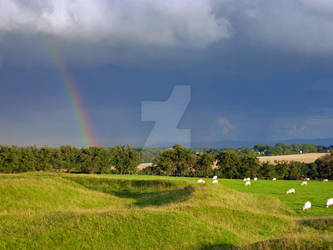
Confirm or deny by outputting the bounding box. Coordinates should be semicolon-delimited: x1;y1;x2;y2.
272;178;277;181
323;179;329;182
197;179;205;183
254;177;258;181
243;178;247;181
302;201;311;211
326;198;333;208
213;176;218;180
212;180;218;184
245;181;251;186
286;188;295;195
246;178;250;181
305;178;310;181
301;181;307;186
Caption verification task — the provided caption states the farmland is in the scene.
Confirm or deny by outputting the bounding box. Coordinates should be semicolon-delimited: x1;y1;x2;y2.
258;153;329;164
0;173;332;249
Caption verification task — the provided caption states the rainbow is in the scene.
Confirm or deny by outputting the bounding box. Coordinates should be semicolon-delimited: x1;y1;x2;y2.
45;37;97;147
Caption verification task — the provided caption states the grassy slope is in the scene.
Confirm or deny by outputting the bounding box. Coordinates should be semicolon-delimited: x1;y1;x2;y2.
0;173;332;249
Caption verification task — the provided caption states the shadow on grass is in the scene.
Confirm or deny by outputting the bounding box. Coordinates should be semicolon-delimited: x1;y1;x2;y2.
200;243;236;250
298;217;333;231
65;176;195;207
114;185;195;207
235;237;333;250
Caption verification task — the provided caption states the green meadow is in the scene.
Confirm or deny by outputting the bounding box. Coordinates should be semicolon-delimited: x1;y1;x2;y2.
0;173;332;249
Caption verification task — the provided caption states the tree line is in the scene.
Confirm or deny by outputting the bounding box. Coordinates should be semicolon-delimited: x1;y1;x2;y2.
141;144;333;179
139;143;333;162
0;144;332;179
0;145;140;174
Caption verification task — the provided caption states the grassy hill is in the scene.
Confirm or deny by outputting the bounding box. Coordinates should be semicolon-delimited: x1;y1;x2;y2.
0;173;332;249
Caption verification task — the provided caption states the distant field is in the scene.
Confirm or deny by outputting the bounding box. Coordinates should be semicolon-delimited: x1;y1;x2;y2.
258;152;328;164
137;162;153;170
0;173;332;249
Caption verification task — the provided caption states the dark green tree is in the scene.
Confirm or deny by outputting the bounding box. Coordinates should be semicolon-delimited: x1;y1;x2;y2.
194;153;215;177
110;145;141;174
153;144;197;176
216;151;241;178
316;153;333;179
240;155;260;178
258;162;276;178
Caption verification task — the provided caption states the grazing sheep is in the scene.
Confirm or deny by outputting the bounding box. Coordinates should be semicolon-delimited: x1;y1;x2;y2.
245;181;251;186
301;181;307;186
213;176;218;180
212;180;218;184
197;179;205;183
323;179;329;182
254;177;258;181
272;178;277;181
302;201;311;211
326;198;333;208
305;178;310;181
286;188;295;195
243;178;247;181
246;178;250;181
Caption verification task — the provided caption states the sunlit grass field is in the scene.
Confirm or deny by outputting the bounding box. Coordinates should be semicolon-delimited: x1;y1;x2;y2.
220;178;333;217
0;173;332;249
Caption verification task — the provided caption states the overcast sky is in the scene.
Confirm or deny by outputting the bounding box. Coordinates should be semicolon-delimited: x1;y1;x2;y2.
1;0;333;147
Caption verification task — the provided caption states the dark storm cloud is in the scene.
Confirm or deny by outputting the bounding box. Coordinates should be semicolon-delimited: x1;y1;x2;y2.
1;0;333;66
1;0;333;146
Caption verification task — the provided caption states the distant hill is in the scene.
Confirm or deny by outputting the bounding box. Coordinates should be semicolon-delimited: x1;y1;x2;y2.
192;138;333;148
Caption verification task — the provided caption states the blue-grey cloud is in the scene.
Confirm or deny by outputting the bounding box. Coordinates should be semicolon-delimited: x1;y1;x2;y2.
1;0;333;69
1;1;333;147
0;0;228;47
